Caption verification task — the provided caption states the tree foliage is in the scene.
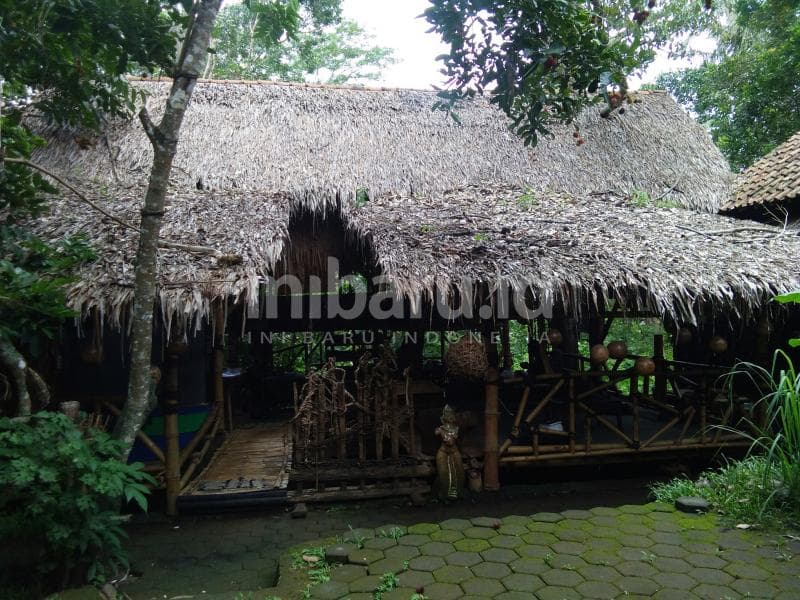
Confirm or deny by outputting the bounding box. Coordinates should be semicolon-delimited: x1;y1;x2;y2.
0;412;154;588
658;0;800;170
208;1;394;83
424;0;716;145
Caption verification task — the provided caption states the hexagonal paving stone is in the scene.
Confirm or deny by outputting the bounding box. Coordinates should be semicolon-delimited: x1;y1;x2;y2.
581;549;622;566
347;548;384;566
504;572;545;592
464;526;498;540
526;521;557;533
381;588;417;600
723;561;770;579
499;523;529;536
618;522;654;536
561;509;593;520
433;564;472;584
454;538;491;552
530;512;564;523
310;580;349;599
617;534;654;548
398;534;431;547
615;576;660;595
364;537;397;550
650;543;689;558
383;544;420;560
550;541;587;555
408;555;445;572
509;557;548;575
471;516;502;528
480;547;519;564
471;560;512;579
541;568;584;587
445;551;482;567
616;560;658;577
653;589;700;600
589;526;622;539
490;534;525;549
577;564;620;582
423;582;464;600
649;531;684;545
692;583;738;599
420;541;455;557
590;506;622;517
439;518;472;531
408;522;440;535
497;592;536;600
367;557;409;576
547;555;586;570
554;528;589;542
575;580;621;599
619;504;651;515
521;532;558;546
687;567;733;585
396;569;434;589
685;553;727;569
653;572;698;590
330;563;367;583
430;529;464;543
653;556;692;573
534;585;581;600
731;578;777;597
516;543;551;558
461;577;506;596
349;574;384;593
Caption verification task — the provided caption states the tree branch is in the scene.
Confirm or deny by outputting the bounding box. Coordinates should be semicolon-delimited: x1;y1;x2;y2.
0;336;31;417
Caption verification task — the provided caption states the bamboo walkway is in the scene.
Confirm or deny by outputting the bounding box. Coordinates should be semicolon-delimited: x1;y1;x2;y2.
182;423;292;497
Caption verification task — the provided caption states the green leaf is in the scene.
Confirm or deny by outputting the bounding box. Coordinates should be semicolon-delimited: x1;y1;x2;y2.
775;291;800;305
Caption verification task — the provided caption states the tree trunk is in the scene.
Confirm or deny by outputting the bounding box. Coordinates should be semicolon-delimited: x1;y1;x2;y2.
114;0;223;458
0;336;31;417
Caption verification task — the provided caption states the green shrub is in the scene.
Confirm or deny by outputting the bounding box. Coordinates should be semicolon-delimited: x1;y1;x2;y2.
0;412;154;589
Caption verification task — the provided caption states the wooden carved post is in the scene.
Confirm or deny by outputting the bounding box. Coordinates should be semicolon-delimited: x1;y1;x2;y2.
483;331;500;491
164;339;186;516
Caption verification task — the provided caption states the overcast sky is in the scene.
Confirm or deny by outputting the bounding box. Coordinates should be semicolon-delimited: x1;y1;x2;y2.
341;0;707;90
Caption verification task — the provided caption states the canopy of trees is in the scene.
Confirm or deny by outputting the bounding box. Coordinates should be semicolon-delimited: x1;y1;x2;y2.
208;2;395;83
658;0;800;170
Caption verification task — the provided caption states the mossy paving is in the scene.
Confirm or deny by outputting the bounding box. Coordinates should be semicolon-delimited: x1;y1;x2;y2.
116;481;800;599
281;504;800;600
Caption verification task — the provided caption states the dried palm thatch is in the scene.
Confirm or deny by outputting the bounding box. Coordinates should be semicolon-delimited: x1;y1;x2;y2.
28;178;800;330
30;79;731;213
723;130;800;212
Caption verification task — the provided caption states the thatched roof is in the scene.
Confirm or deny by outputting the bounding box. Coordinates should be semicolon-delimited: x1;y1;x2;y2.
723;130;800;212
31;79;732;213
31;180;800;329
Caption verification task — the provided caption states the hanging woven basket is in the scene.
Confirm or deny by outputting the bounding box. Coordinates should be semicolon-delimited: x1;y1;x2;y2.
445;335;488;380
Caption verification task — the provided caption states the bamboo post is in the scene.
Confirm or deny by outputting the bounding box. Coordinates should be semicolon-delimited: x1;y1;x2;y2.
336;381;347;459
484;365;500;491
568;377;576;454
390;383;400;460
213;302;226;430
163;341;185;517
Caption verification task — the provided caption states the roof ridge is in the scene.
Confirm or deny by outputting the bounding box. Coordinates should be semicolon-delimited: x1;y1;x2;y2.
126;76;669;96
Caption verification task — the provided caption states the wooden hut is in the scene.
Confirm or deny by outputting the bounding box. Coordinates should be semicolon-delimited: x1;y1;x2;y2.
28;80;800;512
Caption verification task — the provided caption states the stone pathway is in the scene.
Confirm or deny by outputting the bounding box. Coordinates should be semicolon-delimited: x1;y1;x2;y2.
118;480;800;599
297;505;800;600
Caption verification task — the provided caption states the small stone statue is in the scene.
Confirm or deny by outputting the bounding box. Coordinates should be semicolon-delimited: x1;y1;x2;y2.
434;404;465;501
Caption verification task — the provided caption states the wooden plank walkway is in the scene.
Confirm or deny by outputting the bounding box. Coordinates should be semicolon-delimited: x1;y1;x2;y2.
182;423;292;497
